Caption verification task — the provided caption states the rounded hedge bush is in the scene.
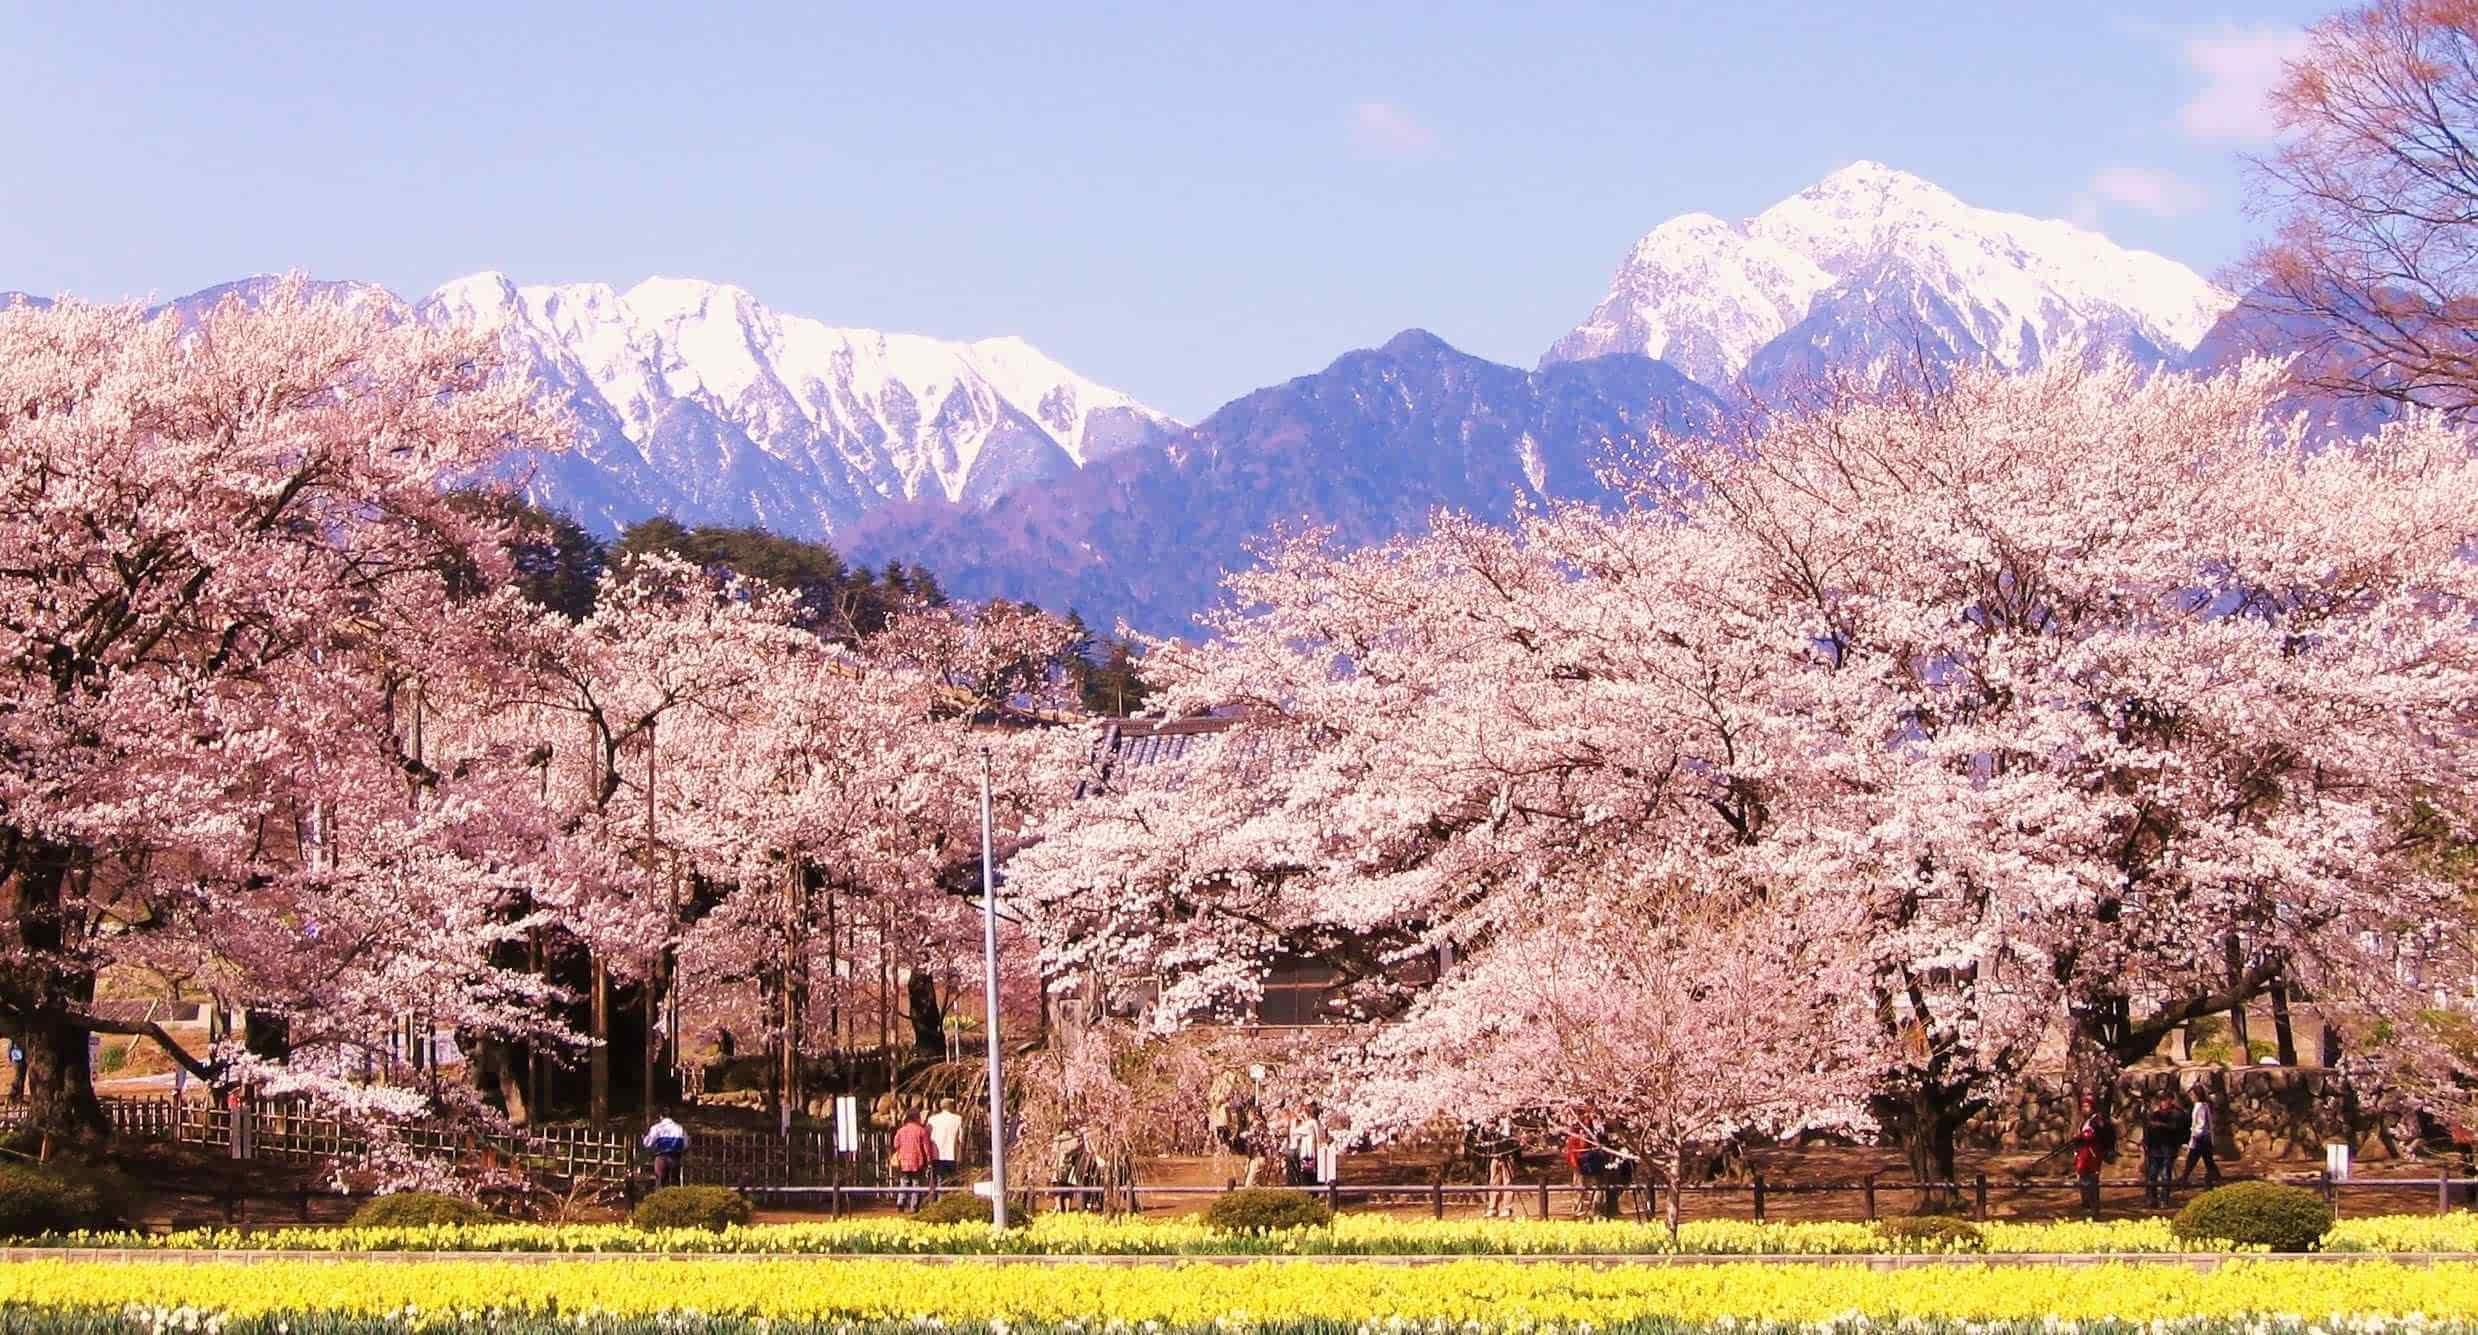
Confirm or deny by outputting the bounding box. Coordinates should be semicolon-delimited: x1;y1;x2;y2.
912;1190;1036;1226
348;1191;489;1229
2171;1181;2333;1252
1202;1186;1333;1233
0;1160;133;1236
1875;1215;1985;1252
629;1185;752;1232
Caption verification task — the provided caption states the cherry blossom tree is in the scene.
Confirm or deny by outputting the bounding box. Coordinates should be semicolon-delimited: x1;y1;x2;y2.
455;548;1085;1126
1347;879;1874;1231
1016;355;2478;1191
0;280;567;1139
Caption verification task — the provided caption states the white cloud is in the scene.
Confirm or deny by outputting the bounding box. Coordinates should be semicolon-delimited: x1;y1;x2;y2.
1347;100;1438;160
2178;26;2311;143
2087;165;2210;218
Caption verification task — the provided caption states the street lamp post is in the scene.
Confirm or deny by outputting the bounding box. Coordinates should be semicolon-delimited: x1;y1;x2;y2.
978;745;1009;1230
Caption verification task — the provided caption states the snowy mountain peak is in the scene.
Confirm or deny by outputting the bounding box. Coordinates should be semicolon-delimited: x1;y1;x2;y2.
411;273;1180;538
1544;163;2236;389
434;270;519;310
1803;159;1955;203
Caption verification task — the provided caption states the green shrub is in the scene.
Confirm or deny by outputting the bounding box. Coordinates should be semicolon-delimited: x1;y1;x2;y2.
0;1160;133;1236
1875;1215;1985;1251
912;1189;1036;1227
2172;1181;2333;1252
348;1191;489;1228
1201;1186;1333;1233
630;1185;752;1232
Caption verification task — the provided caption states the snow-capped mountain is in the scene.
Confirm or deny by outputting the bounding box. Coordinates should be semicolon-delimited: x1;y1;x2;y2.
419;272;1181;536
1542;162;2235;389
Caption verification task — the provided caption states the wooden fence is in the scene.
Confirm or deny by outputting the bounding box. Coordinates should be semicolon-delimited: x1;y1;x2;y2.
2;1096;899;1190
11;1098;2474;1220
834;1171;2478;1223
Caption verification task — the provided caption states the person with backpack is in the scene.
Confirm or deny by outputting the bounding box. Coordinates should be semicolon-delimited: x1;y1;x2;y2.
1563;1127;1596;1218
641;1111;690;1189
2140;1093;2185;1207
2070;1098;2113;1217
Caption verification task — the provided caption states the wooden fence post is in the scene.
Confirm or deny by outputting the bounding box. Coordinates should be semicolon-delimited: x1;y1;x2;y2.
1972;1174;1989;1222
1751;1173;1766;1223
1863;1173;1878;1222
1431;1180;1445;1219
1537;1178;1550;1220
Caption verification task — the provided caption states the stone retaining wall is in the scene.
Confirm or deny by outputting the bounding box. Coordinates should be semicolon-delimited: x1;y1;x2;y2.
1965;1066;2412;1161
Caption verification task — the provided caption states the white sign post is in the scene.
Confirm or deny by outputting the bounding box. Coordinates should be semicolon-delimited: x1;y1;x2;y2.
2325;1142;2351;1183
834;1096;859;1154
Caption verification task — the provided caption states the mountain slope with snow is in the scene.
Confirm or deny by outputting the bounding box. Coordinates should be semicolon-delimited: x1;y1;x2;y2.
418;272;1182;536
1544;162;2235;389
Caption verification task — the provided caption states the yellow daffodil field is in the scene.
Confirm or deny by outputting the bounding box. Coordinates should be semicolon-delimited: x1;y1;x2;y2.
11;1213;2478;1332
0;1255;2475;1334
13;1212;2478;1256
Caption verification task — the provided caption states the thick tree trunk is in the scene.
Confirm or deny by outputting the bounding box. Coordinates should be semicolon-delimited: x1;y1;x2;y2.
907;968;944;1055
1883;1089;1968;1211
3;836;107;1144
2223;936;2253;1060
589;955;610;1129
1665;1145;1684;1235
2269;982;2299;1066
16;1005;101;1145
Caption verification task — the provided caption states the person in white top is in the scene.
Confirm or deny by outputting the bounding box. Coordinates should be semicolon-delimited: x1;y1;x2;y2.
926;1099;966;1199
1288;1104;1326;1186
2179;1092;2220;1186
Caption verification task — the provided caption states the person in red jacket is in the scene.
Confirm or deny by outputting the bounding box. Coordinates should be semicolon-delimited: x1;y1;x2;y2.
2070;1099;2111;1218
892;1107;935;1213
1563;1124;1599;1219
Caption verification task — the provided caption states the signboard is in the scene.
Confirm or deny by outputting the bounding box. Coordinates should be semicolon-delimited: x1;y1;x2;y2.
834;1095;859;1153
2325;1142;2351;1182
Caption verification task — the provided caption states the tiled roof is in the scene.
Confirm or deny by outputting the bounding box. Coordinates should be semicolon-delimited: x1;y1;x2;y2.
1078;715;1242;796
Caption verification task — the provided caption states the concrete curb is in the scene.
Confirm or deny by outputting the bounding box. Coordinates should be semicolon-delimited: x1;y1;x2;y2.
0;1249;2472;1268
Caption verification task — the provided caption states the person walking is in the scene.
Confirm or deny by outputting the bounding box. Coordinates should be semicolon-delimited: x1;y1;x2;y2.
2070;1099;2111;1218
926;1098;965;1201
1474;1118;1521;1218
641;1110;690;1189
2180;1090;2222;1187
1049;1123;1088;1210
1596;1147;1633;1219
1288;1104;1325;1189
1562;1127;1595;1219
891;1107;935;1212
2141;1093;2184;1207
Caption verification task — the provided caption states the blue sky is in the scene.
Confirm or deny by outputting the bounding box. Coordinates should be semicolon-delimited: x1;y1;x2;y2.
4;2;2327;419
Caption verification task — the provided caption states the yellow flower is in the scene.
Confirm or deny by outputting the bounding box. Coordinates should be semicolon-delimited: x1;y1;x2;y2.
0;1258;2471;1324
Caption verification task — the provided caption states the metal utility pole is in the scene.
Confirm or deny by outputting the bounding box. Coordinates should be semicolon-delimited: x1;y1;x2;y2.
978;745;1008;1230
